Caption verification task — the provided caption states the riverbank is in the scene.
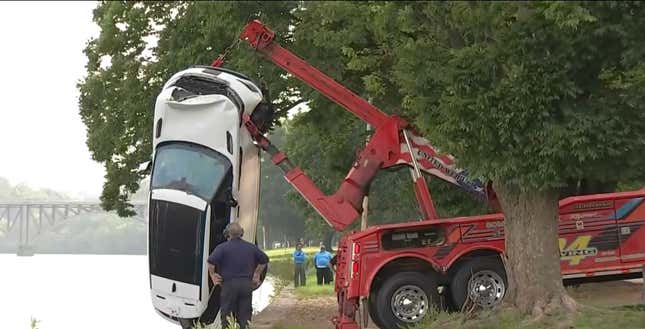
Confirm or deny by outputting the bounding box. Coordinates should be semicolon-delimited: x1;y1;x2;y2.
251;285;338;329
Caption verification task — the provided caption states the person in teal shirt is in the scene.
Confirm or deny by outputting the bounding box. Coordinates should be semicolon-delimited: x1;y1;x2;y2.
293;242;306;287
314;245;333;285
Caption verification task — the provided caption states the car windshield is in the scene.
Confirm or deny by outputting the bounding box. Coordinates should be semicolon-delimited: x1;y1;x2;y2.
151;142;231;201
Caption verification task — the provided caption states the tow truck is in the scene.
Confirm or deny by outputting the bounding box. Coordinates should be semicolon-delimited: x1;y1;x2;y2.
150;19;645;329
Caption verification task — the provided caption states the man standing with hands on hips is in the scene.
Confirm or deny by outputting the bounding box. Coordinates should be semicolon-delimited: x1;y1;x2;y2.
314;245;333;285
207;222;269;329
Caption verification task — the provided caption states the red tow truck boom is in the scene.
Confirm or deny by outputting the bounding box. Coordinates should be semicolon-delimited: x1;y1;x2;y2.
214;20;499;232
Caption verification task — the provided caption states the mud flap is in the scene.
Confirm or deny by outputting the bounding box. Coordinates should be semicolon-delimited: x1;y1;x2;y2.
358;297;369;329
333;291;360;329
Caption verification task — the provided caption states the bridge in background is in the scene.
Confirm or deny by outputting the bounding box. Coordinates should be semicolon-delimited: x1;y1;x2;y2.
0;201;147;256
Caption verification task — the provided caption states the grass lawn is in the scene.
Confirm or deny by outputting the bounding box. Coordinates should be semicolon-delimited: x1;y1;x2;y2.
293;271;335;298
406;304;645;329
266;246;320;260
266;247;324;286
265;247;335;298
270;325;309;329
272;305;645;329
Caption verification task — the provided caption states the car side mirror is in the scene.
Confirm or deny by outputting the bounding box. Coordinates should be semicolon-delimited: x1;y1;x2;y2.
137;160;152;175
227;191;238;208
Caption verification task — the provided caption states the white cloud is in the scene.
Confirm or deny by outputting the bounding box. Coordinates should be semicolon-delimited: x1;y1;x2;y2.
0;1;105;198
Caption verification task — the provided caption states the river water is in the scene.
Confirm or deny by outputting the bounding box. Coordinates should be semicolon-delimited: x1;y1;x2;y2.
0;254;274;329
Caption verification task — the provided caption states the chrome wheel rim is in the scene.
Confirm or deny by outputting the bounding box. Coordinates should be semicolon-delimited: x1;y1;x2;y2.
467;270;505;307
390;285;428;323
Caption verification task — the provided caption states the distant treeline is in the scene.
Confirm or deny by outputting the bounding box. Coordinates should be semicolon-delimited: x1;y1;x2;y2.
0;177;146;254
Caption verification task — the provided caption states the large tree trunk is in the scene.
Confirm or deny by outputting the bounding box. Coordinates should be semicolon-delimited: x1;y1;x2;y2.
495;182;577;317
323;230;335;253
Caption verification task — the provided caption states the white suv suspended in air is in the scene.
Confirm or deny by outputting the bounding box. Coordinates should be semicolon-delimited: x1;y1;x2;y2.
147;66;273;328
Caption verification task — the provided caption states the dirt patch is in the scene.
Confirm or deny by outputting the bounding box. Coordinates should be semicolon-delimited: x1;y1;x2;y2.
252;285;337;329
567;279;644;306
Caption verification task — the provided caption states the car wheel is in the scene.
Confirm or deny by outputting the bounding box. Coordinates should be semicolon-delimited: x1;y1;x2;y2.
178;318;196;329
449;257;507;310
198;285;221;324
375;272;440;328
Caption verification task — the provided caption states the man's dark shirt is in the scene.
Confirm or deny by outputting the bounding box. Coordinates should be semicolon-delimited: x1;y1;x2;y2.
207;238;269;281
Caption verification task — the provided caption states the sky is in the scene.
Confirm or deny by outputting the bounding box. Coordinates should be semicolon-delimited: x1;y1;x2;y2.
0;1;104;199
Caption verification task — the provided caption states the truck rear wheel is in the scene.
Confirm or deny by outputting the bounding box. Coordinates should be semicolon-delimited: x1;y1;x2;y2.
368;296;386;329
449;257;507;309
374;271;440;328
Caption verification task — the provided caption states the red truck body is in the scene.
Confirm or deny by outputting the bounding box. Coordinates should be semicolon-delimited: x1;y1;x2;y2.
330;190;645;328
337;189;645;293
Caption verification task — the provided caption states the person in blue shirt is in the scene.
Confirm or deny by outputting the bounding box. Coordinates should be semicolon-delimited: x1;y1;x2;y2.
293;242;306;287
314;245;333;285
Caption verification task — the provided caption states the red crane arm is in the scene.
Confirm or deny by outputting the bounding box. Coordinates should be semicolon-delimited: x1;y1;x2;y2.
214;20;499;231
238;20;390;129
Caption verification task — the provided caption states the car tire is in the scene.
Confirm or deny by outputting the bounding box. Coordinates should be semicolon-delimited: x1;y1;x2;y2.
251;102;275;133
198;285;221;324
179;318;196;329
374;271;440;329
449;257;507;310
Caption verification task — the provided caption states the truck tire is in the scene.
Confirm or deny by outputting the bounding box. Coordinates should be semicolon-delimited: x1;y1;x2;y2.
368;296;387;329
449;257;507;310
374;272;440;329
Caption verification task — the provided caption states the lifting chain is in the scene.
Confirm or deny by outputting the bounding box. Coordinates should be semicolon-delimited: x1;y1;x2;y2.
211;15;255;67
211;36;241;67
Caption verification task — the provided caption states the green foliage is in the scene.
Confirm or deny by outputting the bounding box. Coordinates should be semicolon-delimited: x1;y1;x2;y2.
287;1;645;196
387;2;645;191
81;2;645;244
258;127;305;244
284;1;489;238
